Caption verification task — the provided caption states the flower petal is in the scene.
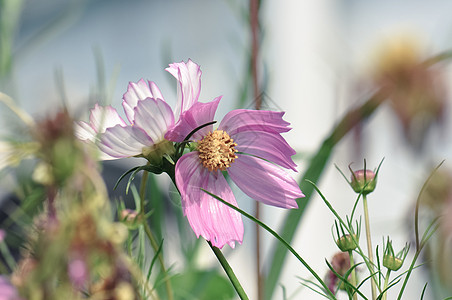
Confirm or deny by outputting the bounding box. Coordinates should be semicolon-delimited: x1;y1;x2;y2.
74;120;97;142
175;152;243;248
89;104;127;133
233;131;298;171
228;154;303;208
219;109;291;136
133;98;175;143
122;79;164;123
165;97;221;142
99;125;153;158
166;59;202;119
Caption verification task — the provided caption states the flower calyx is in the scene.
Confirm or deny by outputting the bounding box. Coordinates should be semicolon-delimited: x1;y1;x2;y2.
333;219;360;252
383;237;409;271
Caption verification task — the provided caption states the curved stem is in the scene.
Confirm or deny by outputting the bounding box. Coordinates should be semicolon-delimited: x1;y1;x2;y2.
208;241;249;300
202;189;336;299
140;171;173;300
363;194;377;299
348;251;358;300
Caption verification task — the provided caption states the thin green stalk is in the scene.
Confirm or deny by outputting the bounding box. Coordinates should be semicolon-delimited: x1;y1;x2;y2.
308;180;381;296
202;189;336;299
348;251;358;300
208;241;249;300
265;89;387;300
382;269;391;300
140;171;173;300
0;241;16;271
165;167;248;299
362;194;377;299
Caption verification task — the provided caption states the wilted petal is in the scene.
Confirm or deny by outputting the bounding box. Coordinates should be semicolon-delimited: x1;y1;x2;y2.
166;59;202;119
175;152;243;248
99;125;153;158
228;154;303;208
133;98;175;142
219;109;291;136
122;79;164;123
165;97;221;142
233;131;297;171
89;104;126;132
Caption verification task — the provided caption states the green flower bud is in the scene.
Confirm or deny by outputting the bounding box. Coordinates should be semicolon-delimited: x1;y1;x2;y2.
350;169;377;195
383;255;403;271
336;234;358;252
383;238;409;271
120;209;141;229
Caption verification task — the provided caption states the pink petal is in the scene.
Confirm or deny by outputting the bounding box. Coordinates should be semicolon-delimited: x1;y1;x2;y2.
233;131;298;171
89;104;127;133
74;120;97;142
228;154;303;208
165;97;221;142
165;59;202;119
175;152;243;248
99;124;153;158
219;109;291;136
133;98;175;142
122;79;164;123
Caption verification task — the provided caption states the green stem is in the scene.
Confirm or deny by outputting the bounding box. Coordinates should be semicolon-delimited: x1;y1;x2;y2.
208;241;249;300
164;165;248;300
202;189;336;299
382;269;391;300
140;171;173;300
362;194;377;299
265;89;387;300
348;251;358;300
0;241;16;271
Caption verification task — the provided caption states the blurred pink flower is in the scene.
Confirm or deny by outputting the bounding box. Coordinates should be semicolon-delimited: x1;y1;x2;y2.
0;276;22;300
0;229;5;243
172;103;304;248
75;59;207;162
68;258;88;289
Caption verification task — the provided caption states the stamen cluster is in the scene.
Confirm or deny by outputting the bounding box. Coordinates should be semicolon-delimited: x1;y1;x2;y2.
197;130;238;172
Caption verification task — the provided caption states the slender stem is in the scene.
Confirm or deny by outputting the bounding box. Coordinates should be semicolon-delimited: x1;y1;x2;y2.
139;171;173;300
0;241;16;271
165;166;247;299
382;269;391;300
348;251;358;300
362;194;377;299
250;0;263;298
202;189;336;299
139;169;149;212
208;241;249;300
142;222;172;300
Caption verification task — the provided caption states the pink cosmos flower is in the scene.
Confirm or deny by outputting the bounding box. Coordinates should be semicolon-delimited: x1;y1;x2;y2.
172;102;304;248
75;59;207;163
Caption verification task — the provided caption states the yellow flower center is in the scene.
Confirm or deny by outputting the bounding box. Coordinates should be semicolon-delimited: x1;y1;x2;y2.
197;130;238;172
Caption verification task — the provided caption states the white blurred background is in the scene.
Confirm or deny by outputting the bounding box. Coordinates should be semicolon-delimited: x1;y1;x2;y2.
2;0;452;299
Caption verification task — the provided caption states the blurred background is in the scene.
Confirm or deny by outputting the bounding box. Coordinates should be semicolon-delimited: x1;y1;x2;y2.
1;0;452;299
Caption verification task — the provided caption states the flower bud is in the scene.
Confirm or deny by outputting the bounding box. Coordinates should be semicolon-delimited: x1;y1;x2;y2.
383;255;403;271
350;169;377;195
383;238;409;271
336;234;358;252
119;209;141;229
